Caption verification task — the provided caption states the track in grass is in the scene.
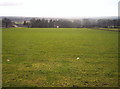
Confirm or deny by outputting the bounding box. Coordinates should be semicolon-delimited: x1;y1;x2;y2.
2;28;118;87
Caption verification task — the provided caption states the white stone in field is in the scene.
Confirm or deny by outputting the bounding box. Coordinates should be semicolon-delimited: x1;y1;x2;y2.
7;59;10;62
76;57;79;60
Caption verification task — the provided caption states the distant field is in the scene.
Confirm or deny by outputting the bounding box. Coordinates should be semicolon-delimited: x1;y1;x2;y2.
2;28;118;87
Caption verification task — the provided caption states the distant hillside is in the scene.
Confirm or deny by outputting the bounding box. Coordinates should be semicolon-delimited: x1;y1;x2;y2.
0;16;118;22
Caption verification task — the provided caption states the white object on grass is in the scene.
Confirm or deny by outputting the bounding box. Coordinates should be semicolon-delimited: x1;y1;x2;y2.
76;57;79;60
7;59;10;62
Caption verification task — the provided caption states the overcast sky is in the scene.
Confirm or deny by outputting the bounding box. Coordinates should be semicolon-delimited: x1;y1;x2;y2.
0;0;119;18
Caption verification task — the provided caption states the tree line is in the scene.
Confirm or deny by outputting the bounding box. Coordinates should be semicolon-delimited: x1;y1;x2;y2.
2;17;120;28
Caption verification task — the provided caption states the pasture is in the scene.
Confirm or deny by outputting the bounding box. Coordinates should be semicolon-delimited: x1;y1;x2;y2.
2;28;118;87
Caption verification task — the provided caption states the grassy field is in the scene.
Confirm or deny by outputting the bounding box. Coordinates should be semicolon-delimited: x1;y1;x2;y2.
2;28;118;87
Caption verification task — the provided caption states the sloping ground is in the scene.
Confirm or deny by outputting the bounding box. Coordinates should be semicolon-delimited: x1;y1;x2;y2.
2;28;118;87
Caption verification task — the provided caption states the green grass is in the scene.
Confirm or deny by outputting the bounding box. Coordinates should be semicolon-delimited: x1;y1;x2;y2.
98;28;119;31
15;22;23;24
2;28;118;87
